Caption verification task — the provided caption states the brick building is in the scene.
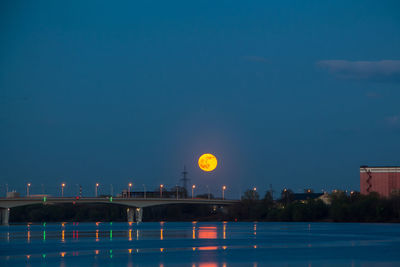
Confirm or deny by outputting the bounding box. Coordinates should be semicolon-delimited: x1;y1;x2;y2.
360;166;400;197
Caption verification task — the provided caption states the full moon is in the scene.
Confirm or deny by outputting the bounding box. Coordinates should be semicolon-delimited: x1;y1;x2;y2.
198;153;218;172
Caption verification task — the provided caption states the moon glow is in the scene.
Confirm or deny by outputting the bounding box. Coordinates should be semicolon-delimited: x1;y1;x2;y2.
198;153;218;172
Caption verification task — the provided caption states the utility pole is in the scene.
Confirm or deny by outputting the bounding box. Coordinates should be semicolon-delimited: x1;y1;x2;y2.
180;165;190;196
27;183;31;197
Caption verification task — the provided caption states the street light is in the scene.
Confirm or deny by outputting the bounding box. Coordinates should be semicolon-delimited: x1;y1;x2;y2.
192;185;196;199
128;183;132;198
222;185;226;200
160;184;164;198
95;183;99;197
253;187;257;199
27;183;31;197
61;183;66;197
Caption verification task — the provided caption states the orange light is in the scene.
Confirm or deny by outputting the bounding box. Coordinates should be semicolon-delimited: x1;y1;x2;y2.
198;226;217;239
128;249;132;254
27;183;31;187
95;250;99;255
198;246;218;251
96;183;99;187
160;184;164;188
192;185;196;189
199;264;218;267
222;186;226;190
62;183;66;187
128;183;132;187
253;187;256;191
60;252;66;257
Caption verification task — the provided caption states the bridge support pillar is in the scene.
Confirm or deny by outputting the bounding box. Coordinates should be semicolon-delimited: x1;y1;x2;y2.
127;208;134;223
0;208;10;225
135;208;143;223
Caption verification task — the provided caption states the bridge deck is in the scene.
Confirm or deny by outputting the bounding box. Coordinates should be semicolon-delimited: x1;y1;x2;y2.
0;197;239;209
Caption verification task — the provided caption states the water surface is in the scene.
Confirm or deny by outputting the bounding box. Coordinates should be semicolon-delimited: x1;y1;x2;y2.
1;222;399;266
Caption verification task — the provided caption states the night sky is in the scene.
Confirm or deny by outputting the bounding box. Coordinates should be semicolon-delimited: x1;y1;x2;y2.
1;1;400;198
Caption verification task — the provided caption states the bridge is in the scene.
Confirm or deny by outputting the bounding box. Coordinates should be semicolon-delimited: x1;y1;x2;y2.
0;197;239;225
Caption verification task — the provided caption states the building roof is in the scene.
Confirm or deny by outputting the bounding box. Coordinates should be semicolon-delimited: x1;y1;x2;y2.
360;165;400;168
360;166;400;172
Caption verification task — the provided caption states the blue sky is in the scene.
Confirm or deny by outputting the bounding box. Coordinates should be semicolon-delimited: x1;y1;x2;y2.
1;0;399;198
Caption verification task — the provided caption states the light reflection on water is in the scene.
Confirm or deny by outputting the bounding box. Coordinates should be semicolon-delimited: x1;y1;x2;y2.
0;222;400;266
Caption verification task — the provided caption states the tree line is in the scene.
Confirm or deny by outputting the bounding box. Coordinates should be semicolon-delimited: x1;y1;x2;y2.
227;189;400;222
9;189;400;223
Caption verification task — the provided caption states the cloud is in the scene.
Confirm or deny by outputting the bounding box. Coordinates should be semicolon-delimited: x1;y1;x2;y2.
385;115;400;126
365;91;381;99
317;60;400;82
243;56;268;63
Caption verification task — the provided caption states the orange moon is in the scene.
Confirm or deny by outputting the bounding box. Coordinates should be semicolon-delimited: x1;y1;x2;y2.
198;153;218;172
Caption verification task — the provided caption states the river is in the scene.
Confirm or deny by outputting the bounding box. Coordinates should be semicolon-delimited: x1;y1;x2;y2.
1;222;400;266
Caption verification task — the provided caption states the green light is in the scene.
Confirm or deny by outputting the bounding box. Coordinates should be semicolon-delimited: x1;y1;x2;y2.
109;197;113;202
43;222;46;227
42;254;46;259
43;196;47;202
110;230;113;240
43;231;46;241
109;249;113;258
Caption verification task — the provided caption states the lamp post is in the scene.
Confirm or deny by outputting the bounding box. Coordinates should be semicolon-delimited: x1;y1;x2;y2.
222;185;226;200
27;183;31;197
160;184;164;198
143;184;146;199
95;183;99;197
128;183;132;198
61;183;66;197
253;187;257;199
192;185;196;199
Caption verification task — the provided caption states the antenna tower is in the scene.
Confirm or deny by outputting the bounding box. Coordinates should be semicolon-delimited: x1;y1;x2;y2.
180;165;190;192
